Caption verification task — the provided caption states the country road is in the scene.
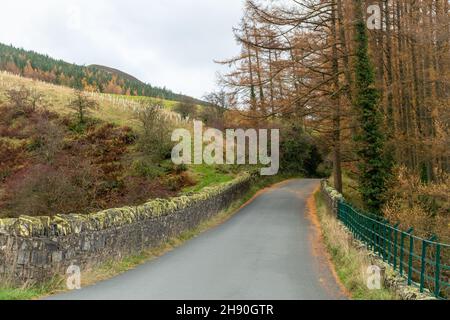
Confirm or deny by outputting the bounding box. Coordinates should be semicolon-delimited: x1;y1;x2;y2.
49;179;347;300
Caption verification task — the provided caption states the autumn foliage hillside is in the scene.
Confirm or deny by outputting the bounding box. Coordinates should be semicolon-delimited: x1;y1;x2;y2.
0;85;202;218
0;42;205;104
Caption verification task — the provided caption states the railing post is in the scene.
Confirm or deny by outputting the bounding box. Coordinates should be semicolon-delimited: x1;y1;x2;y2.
386;224;390;262
338;200;343;223
373;221;379;253
338;200;342;221
435;242;441;298
364;215;368;245
369;218;374;250
377;219;382;255
372;221;376;254
400;228;413;277
392;223;400;270
408;229;415;286
420;239;428;292
399;232;405;276
382;220;387;261
349;205;352;230
356;210;360;240
420;236;436;293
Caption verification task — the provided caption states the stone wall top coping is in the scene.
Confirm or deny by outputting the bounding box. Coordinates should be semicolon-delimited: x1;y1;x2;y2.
0;172;253;238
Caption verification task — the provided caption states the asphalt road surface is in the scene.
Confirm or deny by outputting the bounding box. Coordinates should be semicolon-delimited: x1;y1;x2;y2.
49;179;346;300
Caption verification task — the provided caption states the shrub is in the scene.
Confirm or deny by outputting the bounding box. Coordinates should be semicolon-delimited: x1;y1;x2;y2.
5;86;40;117
163;172;196;192
120;176;175;205
132;159;166;179
30;117;64;162
173;98;197;119
0;139;26;182
280;125;323;176
135;103;174;162
383;167;449;241
163;175;184;191
3;164;92;217
316;162;333;178
174;164;188;174
67;89;98;125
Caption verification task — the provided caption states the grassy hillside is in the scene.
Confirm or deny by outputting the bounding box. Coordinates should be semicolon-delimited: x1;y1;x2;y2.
0;42;205;104
0;72;236;219
0;72;181;128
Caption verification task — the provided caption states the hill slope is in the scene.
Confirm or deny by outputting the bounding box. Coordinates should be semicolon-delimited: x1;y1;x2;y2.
89;64;145;84
0;71;183;128
0;71;236;219
0;43;204;104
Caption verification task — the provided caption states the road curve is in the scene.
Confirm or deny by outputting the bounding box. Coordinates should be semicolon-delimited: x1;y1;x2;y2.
49;179;346;300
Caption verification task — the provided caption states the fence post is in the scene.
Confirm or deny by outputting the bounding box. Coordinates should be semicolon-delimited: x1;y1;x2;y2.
400;228;413;277
435;242;441;298
408;228;415;286
356;211;360;240
382;220;387;261
348;205;352;233
420;236;436;293
372;220;376;254
344;202;348;228
337;199;341;221
392;223;400;270
369;218;374;250
376;222;381;256
364;215;368;245
387;224;392;263
419;239;428;292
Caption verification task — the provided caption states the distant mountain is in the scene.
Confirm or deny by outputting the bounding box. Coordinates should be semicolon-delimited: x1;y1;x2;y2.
89;64;145;84
0;43;204;104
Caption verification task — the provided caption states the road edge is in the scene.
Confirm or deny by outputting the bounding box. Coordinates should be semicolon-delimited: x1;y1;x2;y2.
306;187;351;300
37;175;298;300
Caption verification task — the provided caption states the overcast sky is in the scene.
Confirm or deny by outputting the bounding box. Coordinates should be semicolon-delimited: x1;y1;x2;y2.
0;0;244;99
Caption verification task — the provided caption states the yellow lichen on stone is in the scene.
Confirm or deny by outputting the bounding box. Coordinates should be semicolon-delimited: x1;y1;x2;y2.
52;215;74;236
0;218;16;234
89;210;110;230
0;172;253;237
14;216;48;237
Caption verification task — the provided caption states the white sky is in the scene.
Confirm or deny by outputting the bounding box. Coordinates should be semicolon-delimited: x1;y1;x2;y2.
0;0;244;99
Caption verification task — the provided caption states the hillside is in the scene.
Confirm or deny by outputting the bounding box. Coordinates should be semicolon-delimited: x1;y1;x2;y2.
0;71;238;219
89;64;145;84
0;43;204;104
0;71;180;128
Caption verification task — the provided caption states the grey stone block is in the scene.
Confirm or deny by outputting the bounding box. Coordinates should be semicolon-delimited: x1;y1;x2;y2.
17;251;30;265
52;251;63;263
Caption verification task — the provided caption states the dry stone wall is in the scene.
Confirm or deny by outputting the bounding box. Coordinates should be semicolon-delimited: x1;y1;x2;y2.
0;173;253;284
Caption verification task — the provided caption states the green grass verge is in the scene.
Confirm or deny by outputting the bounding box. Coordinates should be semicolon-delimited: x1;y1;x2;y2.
183;165;235;193
0;277;64;301
314;191;398;300
1;173;296;300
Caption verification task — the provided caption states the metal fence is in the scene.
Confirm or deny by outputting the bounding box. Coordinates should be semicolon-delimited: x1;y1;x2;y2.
338;200;450;299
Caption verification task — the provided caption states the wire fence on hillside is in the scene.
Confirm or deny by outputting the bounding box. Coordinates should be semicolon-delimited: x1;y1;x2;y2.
0;70;189;125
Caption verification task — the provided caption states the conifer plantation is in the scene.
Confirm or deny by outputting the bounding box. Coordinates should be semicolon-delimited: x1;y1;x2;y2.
219;0;449;239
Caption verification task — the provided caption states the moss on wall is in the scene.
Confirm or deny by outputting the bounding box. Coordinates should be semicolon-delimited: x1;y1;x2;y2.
0;173;252;238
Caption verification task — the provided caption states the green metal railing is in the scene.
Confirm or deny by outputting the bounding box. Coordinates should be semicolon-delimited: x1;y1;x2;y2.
338;200;450;299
